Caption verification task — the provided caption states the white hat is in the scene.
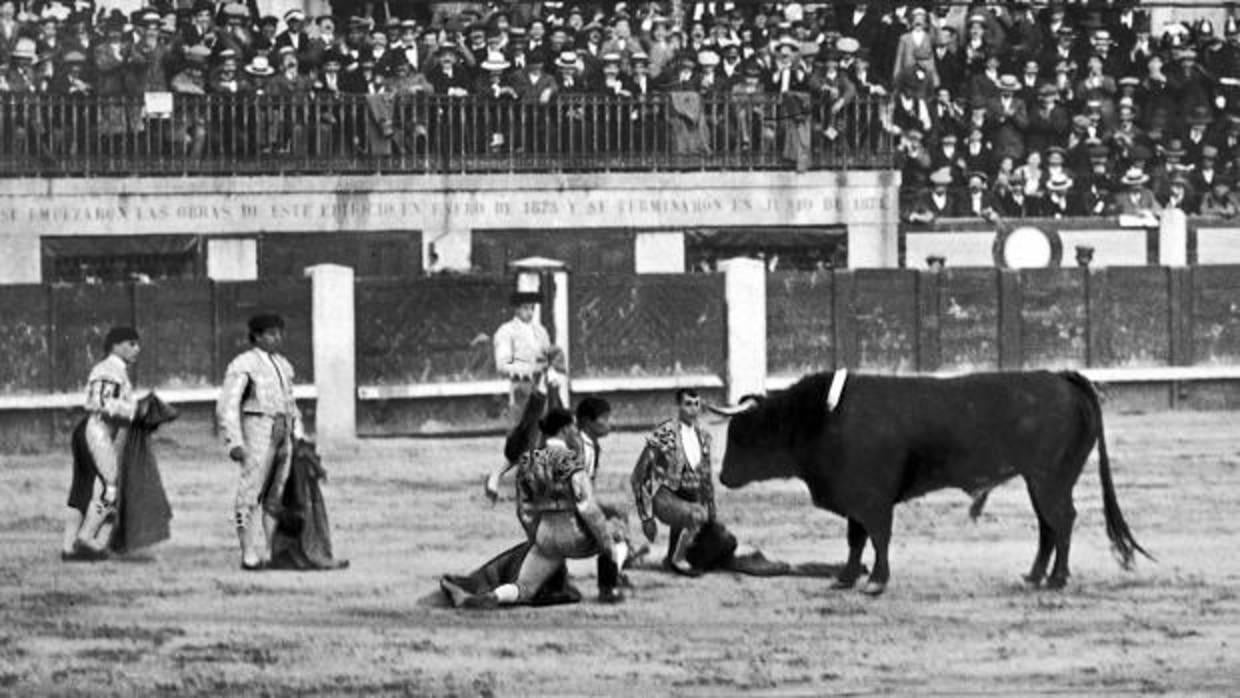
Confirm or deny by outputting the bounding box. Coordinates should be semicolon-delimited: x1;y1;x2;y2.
244;54;275;76
11;37;36;60
481;55;511;72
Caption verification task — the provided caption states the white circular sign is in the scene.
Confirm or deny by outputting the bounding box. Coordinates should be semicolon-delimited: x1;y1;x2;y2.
1002;226;1054;269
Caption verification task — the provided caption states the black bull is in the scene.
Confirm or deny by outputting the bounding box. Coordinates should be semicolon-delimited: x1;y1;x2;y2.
716;370;1151;595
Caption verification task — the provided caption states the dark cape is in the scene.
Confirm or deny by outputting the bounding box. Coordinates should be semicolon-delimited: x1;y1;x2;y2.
269;439;349;570
69;392;179;554
440;542;583;608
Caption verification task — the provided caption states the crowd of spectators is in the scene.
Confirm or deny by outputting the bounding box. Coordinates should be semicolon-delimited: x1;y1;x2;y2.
2;1;1240;218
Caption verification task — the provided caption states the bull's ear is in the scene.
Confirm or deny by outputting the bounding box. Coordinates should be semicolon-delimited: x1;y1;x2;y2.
706;395;761;417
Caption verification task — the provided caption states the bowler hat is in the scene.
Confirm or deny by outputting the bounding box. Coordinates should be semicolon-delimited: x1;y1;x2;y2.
510;291;541;305
248;313;285;336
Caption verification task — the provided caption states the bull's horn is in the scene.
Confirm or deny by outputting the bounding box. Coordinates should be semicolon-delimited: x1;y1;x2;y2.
706;396;760;417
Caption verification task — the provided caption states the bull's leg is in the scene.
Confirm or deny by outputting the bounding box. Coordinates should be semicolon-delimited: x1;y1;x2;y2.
1023;483;1055;586
831;518;867;590
1029;482;1077;590
1045;499;1076;590
1024;517;1055;587
861;510;893;596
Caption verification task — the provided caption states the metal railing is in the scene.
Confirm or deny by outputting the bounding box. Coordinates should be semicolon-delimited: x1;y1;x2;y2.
0;92;893;176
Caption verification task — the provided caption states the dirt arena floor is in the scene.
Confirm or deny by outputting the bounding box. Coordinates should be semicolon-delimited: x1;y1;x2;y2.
2;409;1239;697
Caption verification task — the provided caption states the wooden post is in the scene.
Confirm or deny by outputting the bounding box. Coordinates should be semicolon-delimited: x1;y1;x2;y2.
998;269;1023;370
832;269;858;369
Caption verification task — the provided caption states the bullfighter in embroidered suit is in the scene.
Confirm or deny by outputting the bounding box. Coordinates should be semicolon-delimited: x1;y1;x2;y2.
63;326;141;561
216;313;305;571
631;388;717;576
459;409;626;608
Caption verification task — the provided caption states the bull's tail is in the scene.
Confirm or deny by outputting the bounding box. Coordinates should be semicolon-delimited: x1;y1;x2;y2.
1060;371;1154;569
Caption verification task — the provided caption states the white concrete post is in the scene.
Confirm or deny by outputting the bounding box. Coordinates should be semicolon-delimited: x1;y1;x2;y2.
305;264;356;446
552;269;571;406
1159;209;1188;266
720;257;767;404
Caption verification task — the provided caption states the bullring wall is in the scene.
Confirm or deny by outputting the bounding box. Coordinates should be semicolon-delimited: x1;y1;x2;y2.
3;265;1240;451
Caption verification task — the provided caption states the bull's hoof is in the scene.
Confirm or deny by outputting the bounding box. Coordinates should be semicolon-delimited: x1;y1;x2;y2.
860;580;887;596
1022;573;1044;587
1045;575;1068;591
831;576;858;590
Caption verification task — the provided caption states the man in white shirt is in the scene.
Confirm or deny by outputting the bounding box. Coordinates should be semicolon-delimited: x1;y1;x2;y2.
492;291;558;428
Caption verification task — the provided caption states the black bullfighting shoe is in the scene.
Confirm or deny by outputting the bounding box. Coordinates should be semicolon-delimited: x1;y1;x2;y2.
598;587;625;604
61;543;108;562
240;559;267;572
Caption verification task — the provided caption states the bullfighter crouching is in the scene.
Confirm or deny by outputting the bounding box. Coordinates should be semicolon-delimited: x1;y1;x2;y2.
461;408;627;608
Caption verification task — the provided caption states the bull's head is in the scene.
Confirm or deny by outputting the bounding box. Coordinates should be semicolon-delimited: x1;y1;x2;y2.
711;394;803;489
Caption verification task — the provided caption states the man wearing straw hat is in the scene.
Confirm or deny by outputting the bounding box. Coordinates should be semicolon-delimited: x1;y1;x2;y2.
988;74;1028;162
1044;172;1076;218
1113;167;1161;215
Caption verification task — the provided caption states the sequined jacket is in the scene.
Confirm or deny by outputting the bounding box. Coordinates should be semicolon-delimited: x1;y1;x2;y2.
630;418;715;525
216;347;304;450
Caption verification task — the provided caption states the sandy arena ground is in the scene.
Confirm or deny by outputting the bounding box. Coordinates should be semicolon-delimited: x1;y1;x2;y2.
2;410;1239;697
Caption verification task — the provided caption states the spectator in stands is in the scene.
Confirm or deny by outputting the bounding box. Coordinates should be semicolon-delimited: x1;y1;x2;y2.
216;3;254;60
382;51;431;95
956;171;997;218
1080;143;1116;216
49;50;90;95
995;167;1035;217
891;67;932;136
908;167;954;223
427;42;471;96
988;75;1029;162
1113;167;1161;215
1183;105;1215;167
1162;173;1198;213
928;86;963;139
934;29;963;96
1044;172;1075;218
1151;138;1187;200
274;10;308;58
132;13;172;94
1;0;1238;221
897;127;932;211
892;7;937;90
1201;179;1240;217
1191;145;1222;193
1026;83;1070;155
961;126;995;175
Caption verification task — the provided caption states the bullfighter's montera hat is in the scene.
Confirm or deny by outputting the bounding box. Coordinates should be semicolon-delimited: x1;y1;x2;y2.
104;326;140;351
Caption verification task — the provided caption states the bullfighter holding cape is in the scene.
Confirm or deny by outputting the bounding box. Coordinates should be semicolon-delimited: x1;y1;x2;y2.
63;326;178;561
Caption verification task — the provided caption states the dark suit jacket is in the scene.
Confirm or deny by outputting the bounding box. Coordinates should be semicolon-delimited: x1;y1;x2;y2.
425;64;474;95
986;95;1029;160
